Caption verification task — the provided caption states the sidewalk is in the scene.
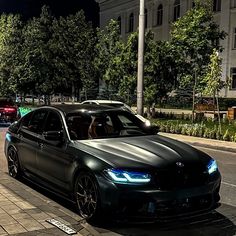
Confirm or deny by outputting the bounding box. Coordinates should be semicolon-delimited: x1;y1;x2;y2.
160;132;236;153
0;171;118;236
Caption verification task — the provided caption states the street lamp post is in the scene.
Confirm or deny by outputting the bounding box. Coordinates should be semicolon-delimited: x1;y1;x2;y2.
137;0;145;115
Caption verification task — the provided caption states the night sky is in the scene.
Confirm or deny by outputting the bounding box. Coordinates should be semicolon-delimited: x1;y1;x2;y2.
0;0;99;26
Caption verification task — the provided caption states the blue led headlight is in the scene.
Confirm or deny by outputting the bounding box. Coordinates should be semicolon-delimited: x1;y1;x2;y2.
207;159;218;175
107;169;151;184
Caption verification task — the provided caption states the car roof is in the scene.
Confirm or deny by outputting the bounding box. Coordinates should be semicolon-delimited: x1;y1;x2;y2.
44;104;121;115
82;100;124;105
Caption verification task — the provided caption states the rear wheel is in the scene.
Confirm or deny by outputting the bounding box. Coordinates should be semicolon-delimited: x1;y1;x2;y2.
7;147;21;179
74;172;101;222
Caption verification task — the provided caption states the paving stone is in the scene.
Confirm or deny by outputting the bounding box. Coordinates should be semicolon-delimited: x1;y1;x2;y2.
59;215;80;225
0;213;17;225
17;218;45;231
15;201;36;210
11;212;32;220
2;223;27;234
79;228;90;236
0;226;7;235
39;221;55;229
30;212;51;221
1;203;21;214
81;223;101;236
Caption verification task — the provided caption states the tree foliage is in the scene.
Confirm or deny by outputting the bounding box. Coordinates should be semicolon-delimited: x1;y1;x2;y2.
0;6;97;103
0;14;23;96
170;0;226;120
94;20;125;98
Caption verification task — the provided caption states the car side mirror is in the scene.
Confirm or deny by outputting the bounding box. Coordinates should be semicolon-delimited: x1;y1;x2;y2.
43;131;64;142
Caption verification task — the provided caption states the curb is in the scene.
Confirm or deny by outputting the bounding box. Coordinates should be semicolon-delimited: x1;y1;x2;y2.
159;132;236;153
183;141;236;153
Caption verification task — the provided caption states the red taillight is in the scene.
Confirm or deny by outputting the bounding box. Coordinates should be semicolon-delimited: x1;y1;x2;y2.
4;107;16;112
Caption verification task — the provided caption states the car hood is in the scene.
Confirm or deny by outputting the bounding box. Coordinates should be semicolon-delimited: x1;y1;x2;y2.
78;134;210;169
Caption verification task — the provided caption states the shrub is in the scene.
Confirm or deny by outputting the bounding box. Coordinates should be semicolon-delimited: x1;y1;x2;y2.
223;129;230;141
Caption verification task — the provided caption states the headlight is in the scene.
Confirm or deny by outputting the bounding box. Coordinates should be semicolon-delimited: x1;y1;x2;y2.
107;169;151;184
207;159;218;175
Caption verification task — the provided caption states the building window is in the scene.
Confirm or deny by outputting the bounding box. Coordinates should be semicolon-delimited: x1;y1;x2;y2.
234;28;236;49
231;68;236;89
117;16;121;34
213;0;221;12
173;0;180;21
157;4;163;26
145;9;148;28
129;13;134;32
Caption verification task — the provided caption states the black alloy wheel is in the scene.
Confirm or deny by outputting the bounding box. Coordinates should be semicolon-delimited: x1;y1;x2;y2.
74;172;100;220
7;147;21;179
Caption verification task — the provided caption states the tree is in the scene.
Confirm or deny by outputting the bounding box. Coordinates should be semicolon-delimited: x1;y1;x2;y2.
171;0;226;121
119;31;176;113
95;20;125;99
0;14;23;96
203;49;227;133
51;10;97;102
21;6;55;104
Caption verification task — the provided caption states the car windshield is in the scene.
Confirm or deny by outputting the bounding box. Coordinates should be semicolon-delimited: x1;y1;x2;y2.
0;98;14;106
66;110;151;140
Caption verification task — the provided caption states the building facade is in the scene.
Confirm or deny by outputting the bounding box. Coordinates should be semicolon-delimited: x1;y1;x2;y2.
96;0;236;98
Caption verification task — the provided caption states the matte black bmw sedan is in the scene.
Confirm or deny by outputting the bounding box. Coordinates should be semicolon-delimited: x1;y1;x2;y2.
4;104;221;221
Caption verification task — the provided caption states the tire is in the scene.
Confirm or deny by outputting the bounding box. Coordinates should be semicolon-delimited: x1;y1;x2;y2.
7;147;21;179
74;171;101;222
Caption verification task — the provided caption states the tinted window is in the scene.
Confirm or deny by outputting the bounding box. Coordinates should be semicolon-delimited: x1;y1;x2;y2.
28;110;48;134
66;110;151;140
44;112;62;132
21;112;33;128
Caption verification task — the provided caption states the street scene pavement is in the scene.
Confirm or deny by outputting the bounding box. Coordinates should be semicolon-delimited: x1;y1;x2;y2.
0;127;236;235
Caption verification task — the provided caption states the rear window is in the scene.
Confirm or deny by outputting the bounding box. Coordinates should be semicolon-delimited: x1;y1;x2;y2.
0;98;14;106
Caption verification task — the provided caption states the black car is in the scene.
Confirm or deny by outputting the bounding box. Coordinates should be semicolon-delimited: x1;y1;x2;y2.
0;97;18;123
4;104;221;222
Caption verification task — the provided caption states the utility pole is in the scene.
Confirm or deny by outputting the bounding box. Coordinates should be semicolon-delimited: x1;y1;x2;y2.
137;0;145;115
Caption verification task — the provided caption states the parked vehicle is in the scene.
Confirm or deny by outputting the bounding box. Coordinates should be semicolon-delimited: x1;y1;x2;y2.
5;104;221;222
0;97;18;123
81;100;151;126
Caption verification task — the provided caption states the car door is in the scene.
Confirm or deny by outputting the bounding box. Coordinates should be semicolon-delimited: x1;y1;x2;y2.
36;110;73;190
17;109;48;174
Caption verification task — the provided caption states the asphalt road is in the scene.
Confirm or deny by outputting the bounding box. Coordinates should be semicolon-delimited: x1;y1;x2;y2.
0;127;236;235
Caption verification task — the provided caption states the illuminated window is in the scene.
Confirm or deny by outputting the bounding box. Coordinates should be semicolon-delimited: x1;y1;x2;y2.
234;28;236;49
231;68;236;89
157;4;163;26
129;13;134;32
145;9;148;28
213;0;221;12
173;0;180;21
117;16;121;34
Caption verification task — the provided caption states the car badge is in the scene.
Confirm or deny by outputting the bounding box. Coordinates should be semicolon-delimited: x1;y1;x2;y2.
176;162;184;168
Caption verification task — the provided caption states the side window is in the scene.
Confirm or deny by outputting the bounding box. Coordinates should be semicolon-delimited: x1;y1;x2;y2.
28;110;48;134
44;112;62;132
21;112;33;128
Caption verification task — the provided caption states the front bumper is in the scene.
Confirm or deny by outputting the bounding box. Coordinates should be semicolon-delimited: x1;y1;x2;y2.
97;171;221;219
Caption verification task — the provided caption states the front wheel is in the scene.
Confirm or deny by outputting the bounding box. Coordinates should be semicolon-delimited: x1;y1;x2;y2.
74;172;101;222
7;147;21;179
